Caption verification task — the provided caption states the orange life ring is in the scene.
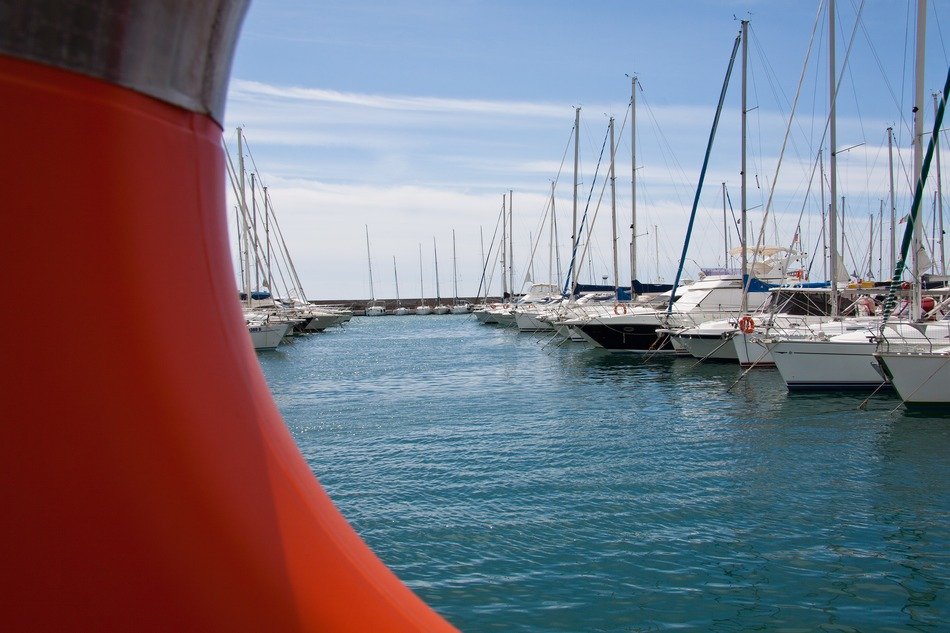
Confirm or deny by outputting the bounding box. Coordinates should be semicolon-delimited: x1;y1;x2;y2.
738;315;755;334
613;303;628;315
0;17;454;632
793;269;803;279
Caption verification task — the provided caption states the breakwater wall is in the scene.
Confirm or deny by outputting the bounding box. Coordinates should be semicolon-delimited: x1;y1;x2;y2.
310;296;503;315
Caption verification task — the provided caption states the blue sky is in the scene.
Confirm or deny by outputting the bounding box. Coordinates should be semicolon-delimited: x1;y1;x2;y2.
224;0;950;300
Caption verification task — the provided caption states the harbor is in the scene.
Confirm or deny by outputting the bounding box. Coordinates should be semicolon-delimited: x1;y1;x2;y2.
260;313;950;632
5;1;950;631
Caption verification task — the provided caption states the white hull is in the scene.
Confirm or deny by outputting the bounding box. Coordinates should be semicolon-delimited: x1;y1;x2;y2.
515;310;554;332
733;332;774;367
415;305;432;315
771;338;884;390
676;330;738;361
365;305;386;316
248;322;290;351
877;350;950;405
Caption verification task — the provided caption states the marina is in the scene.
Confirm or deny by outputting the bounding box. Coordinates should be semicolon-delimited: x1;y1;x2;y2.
260;314;950;632
6;1;950;630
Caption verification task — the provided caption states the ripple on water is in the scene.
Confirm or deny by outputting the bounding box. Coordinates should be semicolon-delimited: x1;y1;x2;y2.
260;315;950;632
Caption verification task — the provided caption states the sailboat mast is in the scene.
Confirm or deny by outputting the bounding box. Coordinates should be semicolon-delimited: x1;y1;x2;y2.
934;92;946;275
500;194;508;300
610;116;619;292
740;19;749;314
572;106;581;292
722;182;728;268
630;76;638;292
508;189;514;297
365;225;375;302
549;181;555;287
419;243;425;306
479;228;487;304
251;172;258;292
433;237;442;303
452;229;459;302
237;127;251;308
393;256;401;306
828;0;839;317
911;0;927;320
887;127;897;273
263;185;271;294
879;201;885;279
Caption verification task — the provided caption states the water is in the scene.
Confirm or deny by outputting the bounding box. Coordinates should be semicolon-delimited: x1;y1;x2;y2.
258;316;950;632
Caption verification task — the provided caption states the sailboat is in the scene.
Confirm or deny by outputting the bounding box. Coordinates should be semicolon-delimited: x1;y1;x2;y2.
392;256;410;316
566;22;785;353
432;237;450;314
364;226;385;316
415;243;432;315
769;0;949;390
231;127;292;349
450;229;471;314
874;64;950;405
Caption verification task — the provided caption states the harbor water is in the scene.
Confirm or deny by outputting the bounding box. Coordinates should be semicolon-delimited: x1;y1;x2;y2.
257;315;949;632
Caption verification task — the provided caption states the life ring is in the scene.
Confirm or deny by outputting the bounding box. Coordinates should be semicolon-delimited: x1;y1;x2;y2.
1;7;454;632
738;315;755;334
793;269;803;280
613;303;628;315
490;303;497;309
901;281;911;290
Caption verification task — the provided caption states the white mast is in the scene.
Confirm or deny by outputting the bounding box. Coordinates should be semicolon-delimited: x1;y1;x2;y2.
722;182;729;268
508;189;514;296
887;127;897;273
829;0;840;317
263;185;271;294
610;116;619;292
630;76;638;291
500;194;508;301
237;127;251;308
418;243;426;306
740;19;749;314
433;236;442;305
365;225;376;303
571;106;581;292
549;181;556;287
911;0;927;319
479;228;487;304
393;256;401;307
934;92;946;275
251;172;258;292
452;228;459;302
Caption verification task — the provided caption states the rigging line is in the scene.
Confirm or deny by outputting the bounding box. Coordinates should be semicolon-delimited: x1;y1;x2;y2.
748;8;824;272
474;205;504;300
725;186;742;244
668;28;742;318
747;0;863;291
934;0;949;64
565;111;632;298
881;64;950;325
562;125;610;296
551;121;576;193
640;92;693;211
851;0;909;118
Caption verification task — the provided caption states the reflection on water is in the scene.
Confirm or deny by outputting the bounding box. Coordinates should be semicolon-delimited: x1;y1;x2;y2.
259;315;950;632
